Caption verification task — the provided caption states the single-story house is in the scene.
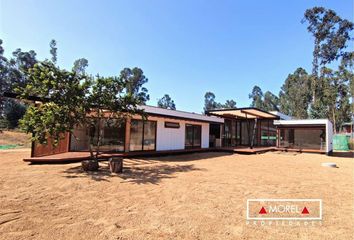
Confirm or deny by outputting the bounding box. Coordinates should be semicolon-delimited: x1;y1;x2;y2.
31;106;333;159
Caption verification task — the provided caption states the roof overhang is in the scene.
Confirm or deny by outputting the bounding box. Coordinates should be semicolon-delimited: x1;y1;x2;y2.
207;108;280;119
273;119;329;128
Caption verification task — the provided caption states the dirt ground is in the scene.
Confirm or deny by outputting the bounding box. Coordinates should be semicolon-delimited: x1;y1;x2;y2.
0;150;353;240
0;131;31;147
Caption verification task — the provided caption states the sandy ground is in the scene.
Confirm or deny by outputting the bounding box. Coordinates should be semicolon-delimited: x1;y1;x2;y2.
0;149;353;240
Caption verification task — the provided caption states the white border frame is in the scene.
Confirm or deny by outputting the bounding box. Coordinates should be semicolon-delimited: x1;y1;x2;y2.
246;199;322;220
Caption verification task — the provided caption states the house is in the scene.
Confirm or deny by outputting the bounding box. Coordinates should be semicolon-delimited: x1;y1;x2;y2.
30;106;333;160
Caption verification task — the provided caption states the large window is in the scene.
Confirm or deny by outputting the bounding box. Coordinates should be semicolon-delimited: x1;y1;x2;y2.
185;124;202;149
70;119;125;152
223;119;238;147
260;120;277;146
279;128;326;150
130;120;156;151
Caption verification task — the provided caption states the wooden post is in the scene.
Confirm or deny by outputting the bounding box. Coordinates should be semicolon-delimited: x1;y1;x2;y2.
250;118;257;149
125;117;131;152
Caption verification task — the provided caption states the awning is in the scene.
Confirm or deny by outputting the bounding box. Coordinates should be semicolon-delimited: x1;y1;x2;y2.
207;107;279;119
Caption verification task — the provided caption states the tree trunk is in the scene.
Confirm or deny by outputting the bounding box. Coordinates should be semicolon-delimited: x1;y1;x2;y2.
332;108;337;134
82;159;99;171
109;157;123;173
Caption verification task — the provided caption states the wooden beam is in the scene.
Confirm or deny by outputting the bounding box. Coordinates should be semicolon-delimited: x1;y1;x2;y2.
124;118;131;152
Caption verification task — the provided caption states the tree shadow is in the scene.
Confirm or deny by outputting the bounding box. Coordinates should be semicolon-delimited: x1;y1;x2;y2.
62;161;205;184
120;164;205;184
139;152;233;163
331;151;354;158
62;162;112;182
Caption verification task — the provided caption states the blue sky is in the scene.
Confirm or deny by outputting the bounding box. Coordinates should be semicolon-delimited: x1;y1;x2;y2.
1;0;353;112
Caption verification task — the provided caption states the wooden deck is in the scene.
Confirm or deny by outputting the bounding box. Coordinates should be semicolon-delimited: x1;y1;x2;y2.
23;147;278;163
23;148;213;163
275;147;326;154
216;146;276;154
24;146;328;164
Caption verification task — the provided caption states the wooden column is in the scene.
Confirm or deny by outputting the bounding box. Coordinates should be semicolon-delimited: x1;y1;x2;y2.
276;128;280;147
124;118;131;152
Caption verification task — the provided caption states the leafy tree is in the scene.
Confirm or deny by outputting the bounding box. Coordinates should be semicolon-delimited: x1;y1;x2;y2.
120;67;149;104
203;92;218;112
302;7;353;115
9;48;37;89
0;39;37;121
203;92;237;112
17;61;148;162
17;61;91;145
49;39;57;64
279;68;311;118
308;66;351;131
0;39;9;112
249;85;264;109
263;91;280;111
222;99;237;108
339;52;354;120
4;99;26;129
72;58;89;74
157;94;176;110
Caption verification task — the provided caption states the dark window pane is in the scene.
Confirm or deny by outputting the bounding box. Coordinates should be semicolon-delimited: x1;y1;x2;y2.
193;125;201;147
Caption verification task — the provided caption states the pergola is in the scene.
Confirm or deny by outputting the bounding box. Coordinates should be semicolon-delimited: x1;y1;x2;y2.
206;108;279;149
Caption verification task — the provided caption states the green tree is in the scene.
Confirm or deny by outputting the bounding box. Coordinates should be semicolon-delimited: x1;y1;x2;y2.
222;99;237;108
263;91;280;111
4;99;27;129
339;52;354;121
157;94;176;110
9;48;37;89
120;67;150;104
49;39;57;64
204;92;218;112
279;68;311;119
0;39;10;112
17;61;90;145
0;39;37;121
203;92;237;112
302;7;353;115
72;58;89;74
249;85;264;109
17;61;148;163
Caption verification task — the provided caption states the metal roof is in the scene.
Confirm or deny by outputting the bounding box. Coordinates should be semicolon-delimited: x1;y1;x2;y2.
140;105;224;123
207;107;279;119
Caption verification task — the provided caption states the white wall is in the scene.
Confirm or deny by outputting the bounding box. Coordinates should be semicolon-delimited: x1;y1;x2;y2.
142;116;210;151
326;120;333;153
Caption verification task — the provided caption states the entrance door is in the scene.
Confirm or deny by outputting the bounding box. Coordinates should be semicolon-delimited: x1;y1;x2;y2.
185;124;202;149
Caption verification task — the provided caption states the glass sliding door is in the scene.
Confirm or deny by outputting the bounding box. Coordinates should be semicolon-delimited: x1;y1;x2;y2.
185;124;202;149
222;119;238;147
143;121;156;150
130;120;144;151
259;120;276;147
279;128;325;150
130;119;156;151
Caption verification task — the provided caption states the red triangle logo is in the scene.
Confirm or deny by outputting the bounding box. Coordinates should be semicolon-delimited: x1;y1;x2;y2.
302;207;309;214
259;206;267;214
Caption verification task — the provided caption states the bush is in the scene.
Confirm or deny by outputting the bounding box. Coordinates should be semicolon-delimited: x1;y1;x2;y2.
4;99;27;129
348;138;354;150
0;118;9;130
